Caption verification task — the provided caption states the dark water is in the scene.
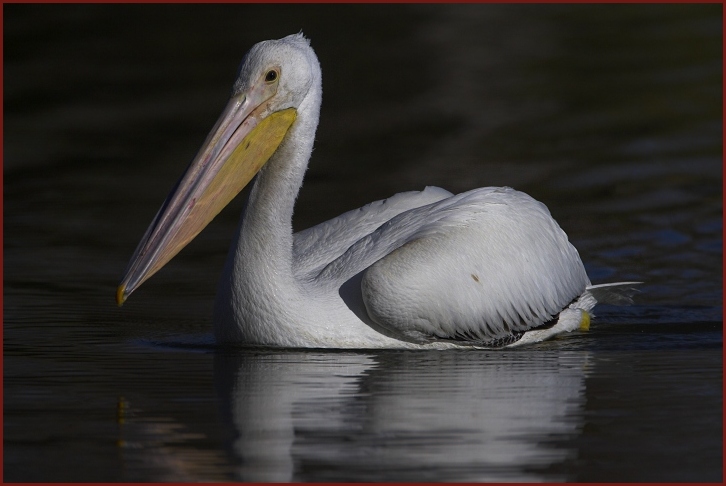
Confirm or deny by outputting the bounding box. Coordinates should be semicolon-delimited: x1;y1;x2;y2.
4;4;722;482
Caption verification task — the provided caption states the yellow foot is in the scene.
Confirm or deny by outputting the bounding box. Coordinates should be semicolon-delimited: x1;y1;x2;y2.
579;310;591;331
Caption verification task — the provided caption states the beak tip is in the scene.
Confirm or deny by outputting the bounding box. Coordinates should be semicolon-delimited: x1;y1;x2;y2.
116;284;128;307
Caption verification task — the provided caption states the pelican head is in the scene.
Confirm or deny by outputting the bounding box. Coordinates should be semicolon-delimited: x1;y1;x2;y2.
117;33;318;305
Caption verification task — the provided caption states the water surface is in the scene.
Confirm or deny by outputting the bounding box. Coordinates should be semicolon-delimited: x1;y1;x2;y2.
4;4;722;482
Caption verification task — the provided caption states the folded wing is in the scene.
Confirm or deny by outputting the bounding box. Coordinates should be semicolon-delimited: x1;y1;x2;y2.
358;187;591;344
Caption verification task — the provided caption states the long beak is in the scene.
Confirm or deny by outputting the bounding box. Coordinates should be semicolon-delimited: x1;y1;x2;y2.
117;89;297;306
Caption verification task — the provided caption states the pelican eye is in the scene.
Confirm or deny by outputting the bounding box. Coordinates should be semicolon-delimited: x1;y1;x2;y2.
265;69;279;83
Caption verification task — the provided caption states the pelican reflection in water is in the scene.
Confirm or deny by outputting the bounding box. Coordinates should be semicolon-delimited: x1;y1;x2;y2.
117;34;638;348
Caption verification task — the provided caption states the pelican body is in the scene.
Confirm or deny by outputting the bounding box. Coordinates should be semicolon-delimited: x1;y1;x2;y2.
118;34;638;349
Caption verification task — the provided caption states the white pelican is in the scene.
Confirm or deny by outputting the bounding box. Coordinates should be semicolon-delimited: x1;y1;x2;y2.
117;33;638;349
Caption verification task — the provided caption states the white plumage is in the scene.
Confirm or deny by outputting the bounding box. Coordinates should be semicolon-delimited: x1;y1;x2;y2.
118;33;639;349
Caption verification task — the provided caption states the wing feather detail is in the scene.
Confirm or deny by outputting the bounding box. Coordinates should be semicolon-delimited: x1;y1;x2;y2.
293;186;453;278
357;187;590;343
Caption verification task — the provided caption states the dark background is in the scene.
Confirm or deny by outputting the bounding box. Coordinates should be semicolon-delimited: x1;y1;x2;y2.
4;4;722;481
